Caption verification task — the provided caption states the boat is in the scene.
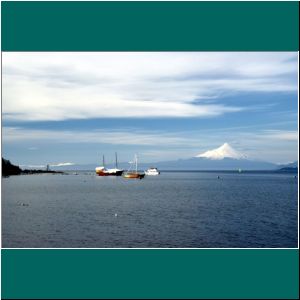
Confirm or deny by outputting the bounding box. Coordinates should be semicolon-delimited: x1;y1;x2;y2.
95;153;124;176
145;167;160;176
123;154;145;179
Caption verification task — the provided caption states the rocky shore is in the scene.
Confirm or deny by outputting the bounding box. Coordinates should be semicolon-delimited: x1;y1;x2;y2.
2;158;64;177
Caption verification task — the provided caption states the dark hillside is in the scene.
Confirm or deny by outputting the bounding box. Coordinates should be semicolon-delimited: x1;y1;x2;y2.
2;158;22;176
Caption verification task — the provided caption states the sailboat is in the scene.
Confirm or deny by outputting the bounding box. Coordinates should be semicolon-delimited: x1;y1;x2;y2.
123;154;145;179
95;153;124;176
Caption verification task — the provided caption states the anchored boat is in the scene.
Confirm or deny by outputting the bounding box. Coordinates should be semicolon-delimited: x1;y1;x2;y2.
123;154;145;179
95;153;124;176
145;167;160;176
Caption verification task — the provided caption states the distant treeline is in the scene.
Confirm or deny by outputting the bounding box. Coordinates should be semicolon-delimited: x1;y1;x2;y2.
2;158;64;176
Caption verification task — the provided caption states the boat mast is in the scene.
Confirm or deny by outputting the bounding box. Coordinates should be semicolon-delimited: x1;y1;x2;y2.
115;152;118;169
103;155;105;167
135;154;137;173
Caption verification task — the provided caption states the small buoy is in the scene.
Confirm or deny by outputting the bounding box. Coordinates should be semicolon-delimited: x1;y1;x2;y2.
217;176;220;179
114;213;118;217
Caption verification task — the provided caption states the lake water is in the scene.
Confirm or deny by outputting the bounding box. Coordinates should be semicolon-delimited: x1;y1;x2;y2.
1;171;298;248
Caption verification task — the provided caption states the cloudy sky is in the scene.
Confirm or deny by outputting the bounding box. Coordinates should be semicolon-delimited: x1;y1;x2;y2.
2;52;298;166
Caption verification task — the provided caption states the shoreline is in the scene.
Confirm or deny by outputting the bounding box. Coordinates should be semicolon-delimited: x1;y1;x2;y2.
2;158;65;177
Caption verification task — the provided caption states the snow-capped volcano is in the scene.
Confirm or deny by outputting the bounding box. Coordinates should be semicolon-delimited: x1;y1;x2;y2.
195;143;247;160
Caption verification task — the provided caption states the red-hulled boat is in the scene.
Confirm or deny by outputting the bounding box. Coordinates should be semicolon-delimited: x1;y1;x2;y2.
95;153;123;176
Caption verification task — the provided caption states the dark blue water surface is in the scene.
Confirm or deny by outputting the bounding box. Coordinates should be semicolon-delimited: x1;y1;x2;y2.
2;171;298;248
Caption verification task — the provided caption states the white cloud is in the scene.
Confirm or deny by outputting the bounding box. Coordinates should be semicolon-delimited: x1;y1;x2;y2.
19;164;45;168
50;162;75;167
2;52;297;121
19;162;74;168
2;126;193;147
261;130;298;141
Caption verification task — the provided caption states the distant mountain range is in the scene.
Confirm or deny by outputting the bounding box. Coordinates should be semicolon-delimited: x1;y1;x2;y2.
276;161;298;173
277;161;298;169
46;143;298;172
8;143;297;172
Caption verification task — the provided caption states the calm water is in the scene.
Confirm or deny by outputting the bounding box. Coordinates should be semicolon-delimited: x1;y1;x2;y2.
2;171;298;248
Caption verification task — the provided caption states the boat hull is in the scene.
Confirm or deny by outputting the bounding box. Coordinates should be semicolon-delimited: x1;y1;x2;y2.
145;172;160;176
96;170;124;176
123;172;145;179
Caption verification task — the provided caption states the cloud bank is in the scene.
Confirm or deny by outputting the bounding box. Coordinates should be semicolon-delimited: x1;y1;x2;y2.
2;127;191;146
2;52;297;121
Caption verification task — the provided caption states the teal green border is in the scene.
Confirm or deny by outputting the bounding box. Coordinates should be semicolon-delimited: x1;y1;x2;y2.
1;1;299;51
1;1;299;299
2;249;299;299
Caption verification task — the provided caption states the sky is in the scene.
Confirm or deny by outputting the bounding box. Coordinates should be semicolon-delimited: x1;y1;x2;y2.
1;52;298;167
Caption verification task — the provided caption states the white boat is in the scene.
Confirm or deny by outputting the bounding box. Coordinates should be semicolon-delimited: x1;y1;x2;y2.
145;167;160;176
